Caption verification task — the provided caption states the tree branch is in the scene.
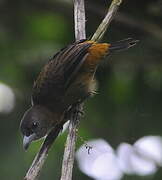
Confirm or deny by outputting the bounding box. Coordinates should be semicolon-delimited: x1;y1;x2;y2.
60;0;86;179
73;0;86;40
91;0;122;42
24;0;123;180
60;0;122;180
60;104;83;180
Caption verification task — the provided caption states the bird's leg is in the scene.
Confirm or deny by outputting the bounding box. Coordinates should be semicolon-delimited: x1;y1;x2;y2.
64;103;84;121
65;90;96;120
72;103;84;117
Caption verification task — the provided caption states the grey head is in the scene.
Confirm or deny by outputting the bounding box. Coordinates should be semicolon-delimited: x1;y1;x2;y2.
20;105;55;150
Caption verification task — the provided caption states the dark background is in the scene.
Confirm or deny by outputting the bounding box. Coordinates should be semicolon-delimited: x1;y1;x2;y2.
1;0;162;179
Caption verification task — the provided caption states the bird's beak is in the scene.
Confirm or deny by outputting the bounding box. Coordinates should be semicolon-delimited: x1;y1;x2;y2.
23;133;36;151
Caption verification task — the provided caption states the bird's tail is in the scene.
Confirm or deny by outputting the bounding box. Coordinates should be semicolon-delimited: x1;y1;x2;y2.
109;38;139;52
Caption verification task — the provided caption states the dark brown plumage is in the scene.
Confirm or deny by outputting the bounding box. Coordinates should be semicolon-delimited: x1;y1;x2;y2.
20;38;138;150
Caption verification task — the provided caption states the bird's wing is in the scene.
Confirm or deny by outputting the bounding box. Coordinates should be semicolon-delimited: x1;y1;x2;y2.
32;40;93;106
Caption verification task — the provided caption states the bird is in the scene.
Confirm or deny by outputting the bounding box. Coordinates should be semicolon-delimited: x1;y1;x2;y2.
20;38;138;150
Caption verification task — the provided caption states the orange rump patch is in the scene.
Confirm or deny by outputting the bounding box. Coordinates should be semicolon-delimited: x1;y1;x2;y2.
86;42;110;66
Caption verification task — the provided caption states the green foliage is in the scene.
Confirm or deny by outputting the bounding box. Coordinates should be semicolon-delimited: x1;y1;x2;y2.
24;13;68;42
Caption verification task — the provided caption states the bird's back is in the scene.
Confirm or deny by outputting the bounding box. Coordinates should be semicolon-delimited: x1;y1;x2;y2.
32;38;138;112
32;40;94;111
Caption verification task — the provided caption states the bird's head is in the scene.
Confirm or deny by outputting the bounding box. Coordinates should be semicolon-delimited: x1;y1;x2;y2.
20;105;55;150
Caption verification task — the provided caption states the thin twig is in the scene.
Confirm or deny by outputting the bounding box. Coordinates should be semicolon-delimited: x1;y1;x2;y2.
73;0;86;40
24;0;123;179
91;0;122;42
60;104;83;180
60;0;86;179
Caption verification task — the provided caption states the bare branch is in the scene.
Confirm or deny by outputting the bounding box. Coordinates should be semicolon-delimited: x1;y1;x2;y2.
60;0;86;179
91;0;122;42
73;0;86;40
60;104;83;180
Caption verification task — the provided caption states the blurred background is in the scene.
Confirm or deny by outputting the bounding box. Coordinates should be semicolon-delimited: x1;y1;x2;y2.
1;0;162;179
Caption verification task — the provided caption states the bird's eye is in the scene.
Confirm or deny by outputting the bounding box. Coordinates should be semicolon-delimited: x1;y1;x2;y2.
32;122;38;129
